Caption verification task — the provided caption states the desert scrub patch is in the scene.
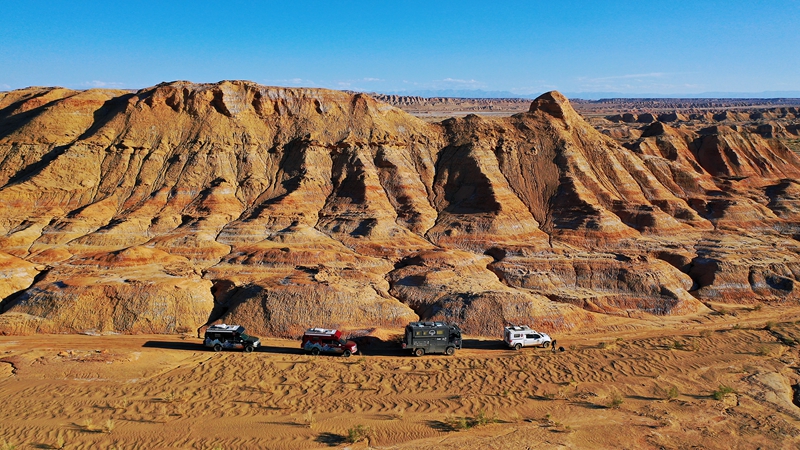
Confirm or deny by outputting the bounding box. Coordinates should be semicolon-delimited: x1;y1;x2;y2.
472;409;495;427
541;414;573;433
755;345;773;357
78;418;98;432
668;340;684;350
442;409;496;431
0;439;16;450
443;414;470;431
551;422;573;433
598;341;619;351
606;391;624;408
712;385;736;400
656;384;679;401
346;424;372;443
52;431;66;449
668;339;699;351
113;397;130;410
666;385;679;401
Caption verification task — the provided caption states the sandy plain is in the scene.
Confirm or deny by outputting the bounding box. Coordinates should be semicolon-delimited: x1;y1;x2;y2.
1;304;799;449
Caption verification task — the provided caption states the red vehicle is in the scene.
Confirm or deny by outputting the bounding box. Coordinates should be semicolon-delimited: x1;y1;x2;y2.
301;328;358;357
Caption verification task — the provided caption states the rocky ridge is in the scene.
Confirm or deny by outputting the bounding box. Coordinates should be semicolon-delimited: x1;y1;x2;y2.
0;81;799;336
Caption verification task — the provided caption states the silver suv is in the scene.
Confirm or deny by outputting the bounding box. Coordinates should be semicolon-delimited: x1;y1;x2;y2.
503;325;552;350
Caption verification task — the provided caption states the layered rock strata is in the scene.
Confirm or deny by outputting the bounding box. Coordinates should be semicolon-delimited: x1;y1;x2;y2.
0;81;798;336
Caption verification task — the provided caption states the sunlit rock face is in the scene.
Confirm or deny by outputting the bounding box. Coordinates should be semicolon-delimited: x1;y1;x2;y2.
1;81;798;336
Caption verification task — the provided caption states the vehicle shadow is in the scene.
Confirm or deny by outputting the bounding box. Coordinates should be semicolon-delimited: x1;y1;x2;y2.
461;339;506;350
351;336;407;357
351;337;509;357
140;338;509;356
141;341;304;355
257;345;305;355
142;341;206;351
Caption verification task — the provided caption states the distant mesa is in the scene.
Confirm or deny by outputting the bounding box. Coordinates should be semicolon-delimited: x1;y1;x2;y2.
0;81;799;337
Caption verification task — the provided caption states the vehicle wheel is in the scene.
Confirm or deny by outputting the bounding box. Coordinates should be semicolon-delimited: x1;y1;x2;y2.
514;343;522;351
414;348;425;357
343;350;352;358
542;341;550;349
311;347;320;356
445;346;455;356
213;344;222;352
244;345;254;353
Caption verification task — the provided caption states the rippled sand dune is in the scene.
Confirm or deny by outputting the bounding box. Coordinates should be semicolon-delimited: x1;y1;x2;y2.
1;305;798;449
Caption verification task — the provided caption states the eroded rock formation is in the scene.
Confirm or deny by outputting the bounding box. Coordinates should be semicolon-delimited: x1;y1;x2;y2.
0;81;798;336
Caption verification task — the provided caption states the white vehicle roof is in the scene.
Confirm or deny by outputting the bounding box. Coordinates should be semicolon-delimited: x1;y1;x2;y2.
303;327;340;337
207;324;244;333
504;325;532;332
408;321;451;328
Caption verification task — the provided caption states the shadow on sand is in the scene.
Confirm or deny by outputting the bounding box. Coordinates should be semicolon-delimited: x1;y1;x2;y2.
314;432;346;446
462;339;507;351
352;336;509;357
142;341;206;351
141;337;511;357
141;340;307;355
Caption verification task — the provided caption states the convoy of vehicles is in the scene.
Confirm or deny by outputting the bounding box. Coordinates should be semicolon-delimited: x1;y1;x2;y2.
402;321;463;356
301;328;358;357
503;325;552;350
204;323;554;358
203;324;261;352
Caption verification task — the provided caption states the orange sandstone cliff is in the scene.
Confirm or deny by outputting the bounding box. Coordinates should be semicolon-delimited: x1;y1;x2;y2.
0;81;798;336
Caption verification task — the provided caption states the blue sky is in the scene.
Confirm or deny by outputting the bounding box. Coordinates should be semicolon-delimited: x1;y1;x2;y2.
1;1;798;97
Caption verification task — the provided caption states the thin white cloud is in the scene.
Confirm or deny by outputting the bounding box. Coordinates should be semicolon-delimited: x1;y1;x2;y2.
441;77;480;84
361;77;382;82
264;78;318;87
0;83;10;90
572;72;707;94
578;72;666;83
82;80;126;88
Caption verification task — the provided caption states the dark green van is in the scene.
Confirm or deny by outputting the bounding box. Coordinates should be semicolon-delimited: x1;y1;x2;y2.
402;322;462;356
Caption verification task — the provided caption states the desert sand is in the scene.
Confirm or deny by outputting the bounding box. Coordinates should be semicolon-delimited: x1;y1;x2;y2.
1;304;798;449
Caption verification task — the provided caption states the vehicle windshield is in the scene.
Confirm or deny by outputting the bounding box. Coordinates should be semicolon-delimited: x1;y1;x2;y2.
240;333;251;340
339;338;347;345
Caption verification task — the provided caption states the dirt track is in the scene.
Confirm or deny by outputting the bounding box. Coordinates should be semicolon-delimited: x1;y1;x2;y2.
1;305;800;449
